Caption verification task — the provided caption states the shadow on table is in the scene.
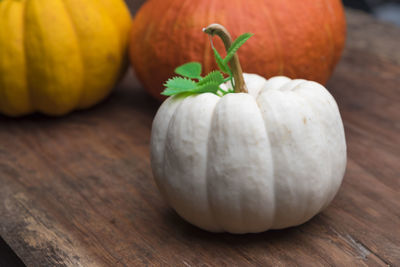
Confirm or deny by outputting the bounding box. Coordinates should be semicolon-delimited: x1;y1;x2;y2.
0;72;160;125
0;236;25;267
162;208;305;246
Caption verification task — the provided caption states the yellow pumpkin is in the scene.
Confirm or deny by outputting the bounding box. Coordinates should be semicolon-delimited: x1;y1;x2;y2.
0;0;131;116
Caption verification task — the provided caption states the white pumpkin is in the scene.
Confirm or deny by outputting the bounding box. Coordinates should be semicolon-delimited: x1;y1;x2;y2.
150;73;347;234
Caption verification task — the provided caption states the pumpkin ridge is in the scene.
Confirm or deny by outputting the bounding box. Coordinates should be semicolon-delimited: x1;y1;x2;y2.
162;95;218;231
21;0;33;114
95;0;129;64
254;93;277;229
206;93;276;232
206;94;229;231
150;96;183;215
0;0;32;115
205;94;223;232
256;81;308;229
0;1;10;114
63;0;125;109
162;95;188;209
289;81;309;92
105;0;131;83
24;0;39;113
297;86;333;214
287;86;326;223
247;95;277;231
259;77;292;95
97;0;131;52
296;83;345;213
59;0;85;111
25;0;84;115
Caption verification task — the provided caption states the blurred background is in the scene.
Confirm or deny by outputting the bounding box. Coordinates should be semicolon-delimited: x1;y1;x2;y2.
343;0;400;25
126;0;400;26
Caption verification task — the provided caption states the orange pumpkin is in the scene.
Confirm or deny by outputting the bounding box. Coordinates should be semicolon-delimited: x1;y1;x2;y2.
130;0;346;100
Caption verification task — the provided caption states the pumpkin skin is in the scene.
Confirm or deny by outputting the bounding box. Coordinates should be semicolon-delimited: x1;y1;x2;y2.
130;0;346;100
151;74;347;233
0;0;131;116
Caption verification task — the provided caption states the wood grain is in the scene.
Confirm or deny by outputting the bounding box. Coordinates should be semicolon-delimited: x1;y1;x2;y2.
0;8;399;266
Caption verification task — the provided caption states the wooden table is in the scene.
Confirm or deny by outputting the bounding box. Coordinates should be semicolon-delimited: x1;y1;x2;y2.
1;9;399;266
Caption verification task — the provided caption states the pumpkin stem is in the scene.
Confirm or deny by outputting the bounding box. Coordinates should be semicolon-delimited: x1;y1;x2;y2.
203;24;247;93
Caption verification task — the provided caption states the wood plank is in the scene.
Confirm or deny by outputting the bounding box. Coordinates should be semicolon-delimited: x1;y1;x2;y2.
0;8;399;266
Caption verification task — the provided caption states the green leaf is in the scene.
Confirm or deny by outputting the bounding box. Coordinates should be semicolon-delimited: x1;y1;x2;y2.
223;33;253;64
162;77;197;96
174;62;202;79
198;71;224;86
162;77;221;96
161;30;254;97
213;48;230;74
193;82;221;94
